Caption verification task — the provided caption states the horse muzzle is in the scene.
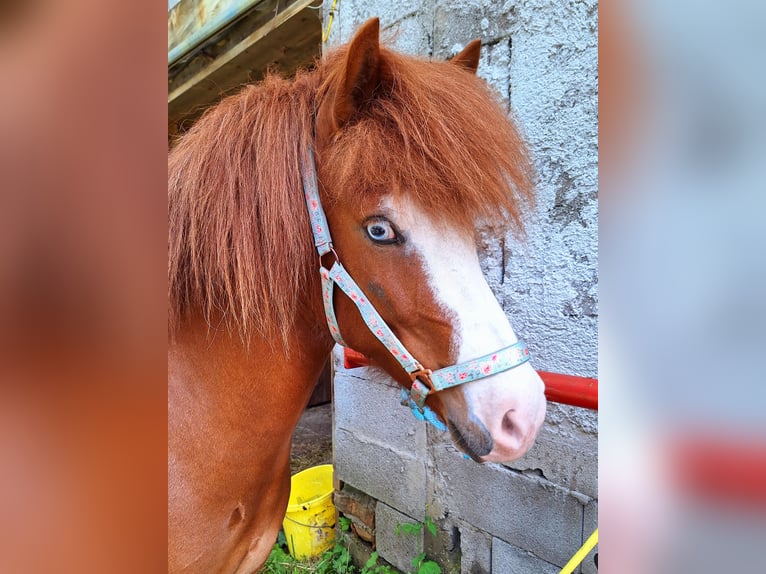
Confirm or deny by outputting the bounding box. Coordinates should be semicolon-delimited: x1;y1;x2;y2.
446;367;547;463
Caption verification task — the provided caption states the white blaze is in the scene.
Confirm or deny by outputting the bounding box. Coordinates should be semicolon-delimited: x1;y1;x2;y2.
389;197;546;462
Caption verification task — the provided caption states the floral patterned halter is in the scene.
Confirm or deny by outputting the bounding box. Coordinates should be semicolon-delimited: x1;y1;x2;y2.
300;145;531;413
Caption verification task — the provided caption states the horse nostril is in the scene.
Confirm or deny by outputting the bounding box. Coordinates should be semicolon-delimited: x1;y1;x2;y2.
447;417;493;460
502;409;515;434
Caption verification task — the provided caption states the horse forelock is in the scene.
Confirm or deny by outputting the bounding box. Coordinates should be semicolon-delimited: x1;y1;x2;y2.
168;42;535;345
319;45;536;237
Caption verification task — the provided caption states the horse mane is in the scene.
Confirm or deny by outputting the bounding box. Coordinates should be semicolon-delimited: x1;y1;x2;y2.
168;43;534;345
168;71;318;344
317;47;535;236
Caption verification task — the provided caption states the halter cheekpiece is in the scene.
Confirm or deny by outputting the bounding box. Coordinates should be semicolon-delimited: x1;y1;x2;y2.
299;146;530;418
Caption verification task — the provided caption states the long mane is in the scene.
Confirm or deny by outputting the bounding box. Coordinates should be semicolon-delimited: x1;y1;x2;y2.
318;47;535;235
168;44;534;344
168;71;318;343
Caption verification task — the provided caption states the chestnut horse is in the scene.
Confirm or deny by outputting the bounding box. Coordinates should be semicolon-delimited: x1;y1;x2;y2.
168;18;546;574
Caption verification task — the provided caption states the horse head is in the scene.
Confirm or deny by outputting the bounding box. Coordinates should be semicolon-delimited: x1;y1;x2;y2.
310;18;546;463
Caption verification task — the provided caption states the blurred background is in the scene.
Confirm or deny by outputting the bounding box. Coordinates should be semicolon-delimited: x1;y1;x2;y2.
0;1;763;572
0;3;167;573
600;0;766;572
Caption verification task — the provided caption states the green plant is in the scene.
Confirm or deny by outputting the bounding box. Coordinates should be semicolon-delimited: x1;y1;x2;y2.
395;516;437;538
395;516;442;574
261;543;298;573
424;516;438;537
262;512;442;574
313;541;352;574
338;515;352;532
263;527;389;574
361;551;395;574
410;553;442;574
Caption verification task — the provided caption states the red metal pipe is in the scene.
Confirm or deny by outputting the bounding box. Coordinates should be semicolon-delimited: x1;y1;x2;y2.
343;347;369;370
342;348;598;410
669;433;766;509
539;371;598;411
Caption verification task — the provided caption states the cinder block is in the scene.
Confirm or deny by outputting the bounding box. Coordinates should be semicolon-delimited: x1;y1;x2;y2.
503;422;598;499
433;446;585;566
456;520;491;574
492;538;559;574
376;502;423;574
335;428;426;520
334;368;426;453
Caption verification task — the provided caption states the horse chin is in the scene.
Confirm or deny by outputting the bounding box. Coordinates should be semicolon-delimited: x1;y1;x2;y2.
447;416;493;462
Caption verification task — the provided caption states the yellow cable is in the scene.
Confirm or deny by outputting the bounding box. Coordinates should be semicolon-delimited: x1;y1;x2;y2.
559;528;598;574
322;0;339;43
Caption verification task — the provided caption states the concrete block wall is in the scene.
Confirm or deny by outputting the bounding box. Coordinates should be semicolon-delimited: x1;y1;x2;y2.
326;1;597;572
333;353;597;573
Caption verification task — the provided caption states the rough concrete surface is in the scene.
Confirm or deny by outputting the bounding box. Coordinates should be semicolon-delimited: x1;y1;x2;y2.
455;519;492;574
335;426;428;521
431;447;587;567
492;538;561;574
376;503;425;573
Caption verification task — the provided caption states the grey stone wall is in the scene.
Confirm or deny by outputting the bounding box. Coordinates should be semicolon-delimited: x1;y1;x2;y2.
325;1;597;572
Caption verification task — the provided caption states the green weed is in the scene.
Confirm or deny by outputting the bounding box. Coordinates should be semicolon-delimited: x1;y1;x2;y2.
262;514;441;574
395;516;442;574
395;516;438;538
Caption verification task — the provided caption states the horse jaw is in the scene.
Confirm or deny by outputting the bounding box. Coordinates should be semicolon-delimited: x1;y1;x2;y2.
389;197;547;463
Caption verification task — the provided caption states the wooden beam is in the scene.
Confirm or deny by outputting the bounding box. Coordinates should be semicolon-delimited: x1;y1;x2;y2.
168;0;266;66
168;0;321;128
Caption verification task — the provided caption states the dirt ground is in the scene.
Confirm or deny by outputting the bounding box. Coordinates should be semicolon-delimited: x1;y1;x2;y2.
289;402;333;475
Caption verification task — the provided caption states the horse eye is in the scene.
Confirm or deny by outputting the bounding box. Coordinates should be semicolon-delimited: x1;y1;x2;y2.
365;220;398;244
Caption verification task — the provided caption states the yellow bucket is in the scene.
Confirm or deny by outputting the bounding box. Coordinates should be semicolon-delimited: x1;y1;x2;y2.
282;464;336;559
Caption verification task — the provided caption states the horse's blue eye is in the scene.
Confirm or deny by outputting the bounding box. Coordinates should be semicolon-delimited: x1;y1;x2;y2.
365;220;398;243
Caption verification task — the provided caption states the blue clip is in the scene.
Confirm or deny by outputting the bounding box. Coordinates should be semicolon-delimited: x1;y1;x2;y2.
400;389;448;432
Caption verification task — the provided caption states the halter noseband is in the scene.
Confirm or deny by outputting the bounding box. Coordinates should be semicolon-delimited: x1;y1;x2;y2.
299;146;530;413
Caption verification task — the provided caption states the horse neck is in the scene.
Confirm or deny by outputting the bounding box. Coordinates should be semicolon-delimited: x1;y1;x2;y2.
169;300;334;441
168;304;333;574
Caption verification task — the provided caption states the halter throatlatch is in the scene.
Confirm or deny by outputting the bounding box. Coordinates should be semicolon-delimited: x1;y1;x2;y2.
299;145;531;414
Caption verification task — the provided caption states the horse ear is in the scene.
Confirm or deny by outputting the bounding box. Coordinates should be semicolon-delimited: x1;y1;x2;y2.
320;18;381;139
335;18;381;126
450;39;481;74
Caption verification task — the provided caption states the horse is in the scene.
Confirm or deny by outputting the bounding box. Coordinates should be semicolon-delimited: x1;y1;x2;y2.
168;18;547;574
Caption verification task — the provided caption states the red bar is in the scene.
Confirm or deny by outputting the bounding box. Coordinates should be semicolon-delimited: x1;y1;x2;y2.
343;347;369;369
539;371;598;411
669;434;766;509
342;348;598;411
